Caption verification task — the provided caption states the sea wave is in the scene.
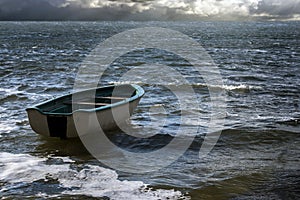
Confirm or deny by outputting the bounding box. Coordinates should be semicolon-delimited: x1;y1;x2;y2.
109;81;261;92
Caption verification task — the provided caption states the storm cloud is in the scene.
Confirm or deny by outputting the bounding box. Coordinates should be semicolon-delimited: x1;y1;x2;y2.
0;0;299;21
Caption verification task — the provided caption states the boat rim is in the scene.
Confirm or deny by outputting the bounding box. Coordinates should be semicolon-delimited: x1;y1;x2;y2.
26;84;145;116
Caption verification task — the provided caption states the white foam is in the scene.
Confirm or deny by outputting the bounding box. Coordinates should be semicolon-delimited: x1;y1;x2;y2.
108;81;144;85
208;84;262;91
61;165;185;200
0;152;189;200
0;121;17;136
0;152;68;184
107;82;261;92
0;87;23;97
48;155;76;163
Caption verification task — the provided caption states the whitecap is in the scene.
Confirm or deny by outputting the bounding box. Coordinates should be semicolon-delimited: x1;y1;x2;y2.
0;152;189;200
109;80;144;85
61;165;186;200
0;87;22;95
213;84;262;92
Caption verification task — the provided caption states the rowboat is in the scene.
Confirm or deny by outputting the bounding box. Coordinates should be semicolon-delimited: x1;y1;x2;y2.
26;84;144;138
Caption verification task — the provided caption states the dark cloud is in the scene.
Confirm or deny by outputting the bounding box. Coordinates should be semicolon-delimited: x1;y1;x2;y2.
252;0;300;20
0;0;65;20
0;0;299;21
0;0;140;20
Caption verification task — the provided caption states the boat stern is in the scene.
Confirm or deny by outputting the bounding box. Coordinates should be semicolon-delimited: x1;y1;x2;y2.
26;108;51;137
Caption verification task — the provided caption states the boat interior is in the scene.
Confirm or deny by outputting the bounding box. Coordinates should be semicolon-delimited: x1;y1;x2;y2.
37;85;137;114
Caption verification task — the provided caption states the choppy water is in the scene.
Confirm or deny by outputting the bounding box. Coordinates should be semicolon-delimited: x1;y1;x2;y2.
0;21;300;199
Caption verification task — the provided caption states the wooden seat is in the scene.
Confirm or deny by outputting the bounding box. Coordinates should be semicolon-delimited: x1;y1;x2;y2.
96;96;127;100
64;101;110;106
63;96;127;106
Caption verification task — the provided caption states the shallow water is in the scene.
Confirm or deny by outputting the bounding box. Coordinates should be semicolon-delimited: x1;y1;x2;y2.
0;21;299;199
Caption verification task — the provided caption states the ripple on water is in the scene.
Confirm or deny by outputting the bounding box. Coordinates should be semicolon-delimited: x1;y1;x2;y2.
0;122;17;137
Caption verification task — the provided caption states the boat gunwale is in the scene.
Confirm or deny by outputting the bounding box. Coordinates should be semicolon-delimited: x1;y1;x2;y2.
26;84;145;116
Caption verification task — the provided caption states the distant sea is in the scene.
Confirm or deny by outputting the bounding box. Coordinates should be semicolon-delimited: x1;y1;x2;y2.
0;21;299;199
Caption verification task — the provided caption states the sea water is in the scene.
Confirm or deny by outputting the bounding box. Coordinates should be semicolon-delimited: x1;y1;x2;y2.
0;21;299;199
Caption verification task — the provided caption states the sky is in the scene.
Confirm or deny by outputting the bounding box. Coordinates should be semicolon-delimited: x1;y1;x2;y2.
0;0;299;21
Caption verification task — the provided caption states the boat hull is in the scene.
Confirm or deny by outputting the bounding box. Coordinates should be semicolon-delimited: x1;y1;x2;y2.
26;84;144;138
